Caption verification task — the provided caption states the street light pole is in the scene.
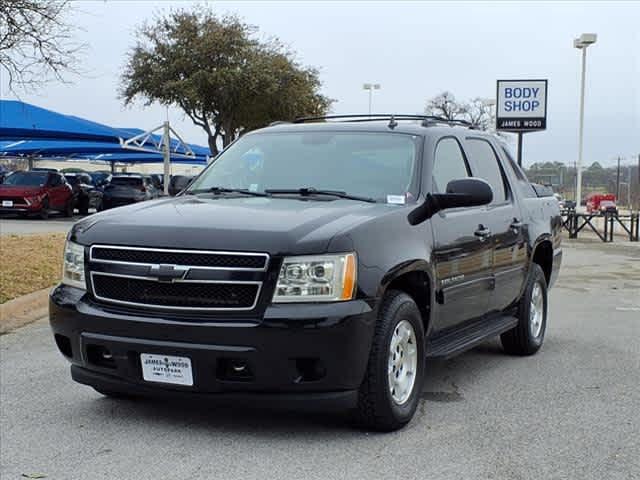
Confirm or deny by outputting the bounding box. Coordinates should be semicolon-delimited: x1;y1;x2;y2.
362;83;381;116
574;33;597;209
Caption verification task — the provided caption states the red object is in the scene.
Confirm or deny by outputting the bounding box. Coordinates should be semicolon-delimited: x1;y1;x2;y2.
0;171;73;215
585;193;616;213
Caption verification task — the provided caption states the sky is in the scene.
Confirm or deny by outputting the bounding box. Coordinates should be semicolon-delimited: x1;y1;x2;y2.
2;0;639;167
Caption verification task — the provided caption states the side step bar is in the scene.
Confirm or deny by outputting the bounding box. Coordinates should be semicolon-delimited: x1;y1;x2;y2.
426;315;518;358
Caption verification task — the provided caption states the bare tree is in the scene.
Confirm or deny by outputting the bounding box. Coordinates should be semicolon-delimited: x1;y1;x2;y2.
424;91;465;120
459;97;495;131
0;0;83;92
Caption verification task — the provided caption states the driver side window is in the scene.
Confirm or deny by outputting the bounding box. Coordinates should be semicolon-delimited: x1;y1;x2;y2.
49;174;61;186
432;137;470;193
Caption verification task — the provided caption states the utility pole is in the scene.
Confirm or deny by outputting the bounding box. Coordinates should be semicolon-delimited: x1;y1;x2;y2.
616;156;621;200
163;121;171;195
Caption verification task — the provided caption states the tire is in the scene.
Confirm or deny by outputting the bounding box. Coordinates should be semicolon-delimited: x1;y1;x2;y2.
63;199;74;217
39;198;49;220
353;290;425;431
501;263;548;356
79;197;89;215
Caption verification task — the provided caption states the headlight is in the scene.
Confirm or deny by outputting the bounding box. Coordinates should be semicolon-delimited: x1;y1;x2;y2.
273;253;356;303
62;240;86;290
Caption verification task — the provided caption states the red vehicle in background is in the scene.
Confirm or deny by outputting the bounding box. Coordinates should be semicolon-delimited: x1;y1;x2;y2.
585;193;618;214
0;170;74;219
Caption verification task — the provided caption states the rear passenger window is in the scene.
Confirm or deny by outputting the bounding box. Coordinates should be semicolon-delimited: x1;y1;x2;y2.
432;138;470;193
500;145;537;198
464;139;507;204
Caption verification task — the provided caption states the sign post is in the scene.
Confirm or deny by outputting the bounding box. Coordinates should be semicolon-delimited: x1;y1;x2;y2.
496;79;548;166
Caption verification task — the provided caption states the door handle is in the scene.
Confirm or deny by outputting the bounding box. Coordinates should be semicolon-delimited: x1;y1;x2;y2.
510;218;524;230
474;225;491;240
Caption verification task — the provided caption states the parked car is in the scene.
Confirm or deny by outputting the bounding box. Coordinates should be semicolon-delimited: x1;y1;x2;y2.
64;172;104;214
50;115;562;431
168;175;194;196
598;199;618;215
149;174;164;191
585;193;617;214
30;167;59;172
0;170;73;218
88;171;112;187
101;174;159;209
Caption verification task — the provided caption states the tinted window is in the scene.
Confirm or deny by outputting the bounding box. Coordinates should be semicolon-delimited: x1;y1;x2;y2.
111;177;143;187
3;171;48;186
464;139;507;203
49;174;62;186
432;137;470;192
500;145;537;198
188;132;419;202
65;176;79;185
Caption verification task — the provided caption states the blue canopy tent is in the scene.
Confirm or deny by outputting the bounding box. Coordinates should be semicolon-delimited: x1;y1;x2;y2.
0;100;130;142
0;100;211;190
0;140;208;163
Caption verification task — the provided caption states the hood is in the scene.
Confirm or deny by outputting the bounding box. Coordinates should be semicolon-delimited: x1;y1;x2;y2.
71;195;402;255
0;185;45;196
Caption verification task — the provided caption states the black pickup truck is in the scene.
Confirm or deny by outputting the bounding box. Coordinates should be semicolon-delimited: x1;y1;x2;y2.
50;115;562;431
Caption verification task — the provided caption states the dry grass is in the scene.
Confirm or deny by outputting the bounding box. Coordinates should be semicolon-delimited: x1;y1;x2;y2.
0;233;66;303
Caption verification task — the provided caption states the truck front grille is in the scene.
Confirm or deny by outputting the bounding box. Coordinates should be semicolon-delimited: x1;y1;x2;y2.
87;245;269;311
91;273;260;310
91;245;268;270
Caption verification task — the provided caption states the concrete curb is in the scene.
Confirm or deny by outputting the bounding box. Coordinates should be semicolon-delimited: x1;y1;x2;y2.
0;287;51;334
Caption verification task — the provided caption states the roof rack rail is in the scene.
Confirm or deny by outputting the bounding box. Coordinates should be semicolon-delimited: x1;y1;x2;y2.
292;114;474;129
268;120;291;126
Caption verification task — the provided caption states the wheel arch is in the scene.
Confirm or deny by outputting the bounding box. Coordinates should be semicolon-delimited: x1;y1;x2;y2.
377;260;435;335
530;236;554;286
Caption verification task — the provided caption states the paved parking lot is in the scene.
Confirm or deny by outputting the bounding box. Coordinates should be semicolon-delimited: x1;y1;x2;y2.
0;216;79;236
1;241;639;480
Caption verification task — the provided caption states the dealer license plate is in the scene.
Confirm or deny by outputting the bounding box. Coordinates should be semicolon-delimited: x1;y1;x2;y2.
140;353;193;386
2;200;13;207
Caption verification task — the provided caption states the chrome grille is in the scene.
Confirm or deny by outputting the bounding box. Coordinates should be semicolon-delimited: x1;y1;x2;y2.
88;245;269;311
90;245;268;271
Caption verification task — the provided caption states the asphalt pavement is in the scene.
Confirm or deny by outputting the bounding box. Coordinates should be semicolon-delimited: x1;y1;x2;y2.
1;241;639;480
0;216;79;236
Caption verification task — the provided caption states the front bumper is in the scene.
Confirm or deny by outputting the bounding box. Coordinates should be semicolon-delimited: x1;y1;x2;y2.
50;285;376;408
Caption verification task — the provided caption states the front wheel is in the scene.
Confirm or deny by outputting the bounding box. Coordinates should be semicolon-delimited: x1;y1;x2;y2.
63;199;74;217
39;198;49;220
501;263;548;356
353;290;425;431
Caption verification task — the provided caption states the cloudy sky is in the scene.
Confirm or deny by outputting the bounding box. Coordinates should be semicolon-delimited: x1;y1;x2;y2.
2;0;638;167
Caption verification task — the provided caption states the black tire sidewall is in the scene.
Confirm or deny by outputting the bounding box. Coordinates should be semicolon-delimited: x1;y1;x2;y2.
39;198;49;219
521;266;548;349
373;293;425;426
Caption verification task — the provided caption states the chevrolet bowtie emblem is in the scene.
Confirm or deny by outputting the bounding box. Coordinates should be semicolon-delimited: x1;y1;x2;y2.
148;264;188;283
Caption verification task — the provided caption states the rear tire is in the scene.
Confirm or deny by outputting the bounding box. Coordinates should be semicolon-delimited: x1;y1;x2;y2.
353;290;425;431
79;197;89;215
501;263;548;356
39;198;49;220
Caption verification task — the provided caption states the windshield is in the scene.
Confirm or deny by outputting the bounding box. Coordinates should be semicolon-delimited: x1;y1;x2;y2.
187;132;420;202
111;177;143;187
3;171;48;186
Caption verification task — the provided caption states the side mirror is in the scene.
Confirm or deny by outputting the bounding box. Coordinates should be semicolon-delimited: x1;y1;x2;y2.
408;177;493;225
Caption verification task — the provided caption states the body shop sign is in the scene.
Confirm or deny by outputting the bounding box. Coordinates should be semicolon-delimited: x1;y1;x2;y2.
496;79;547;131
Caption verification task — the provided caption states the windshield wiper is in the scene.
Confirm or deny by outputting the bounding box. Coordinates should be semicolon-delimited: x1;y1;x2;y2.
264;188;377;203
187;187;270;197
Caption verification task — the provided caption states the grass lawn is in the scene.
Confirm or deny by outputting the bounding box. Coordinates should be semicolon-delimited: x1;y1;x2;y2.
0;233;66;303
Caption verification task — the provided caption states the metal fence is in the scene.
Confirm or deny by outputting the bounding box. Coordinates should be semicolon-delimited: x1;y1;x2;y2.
561;210;640;242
